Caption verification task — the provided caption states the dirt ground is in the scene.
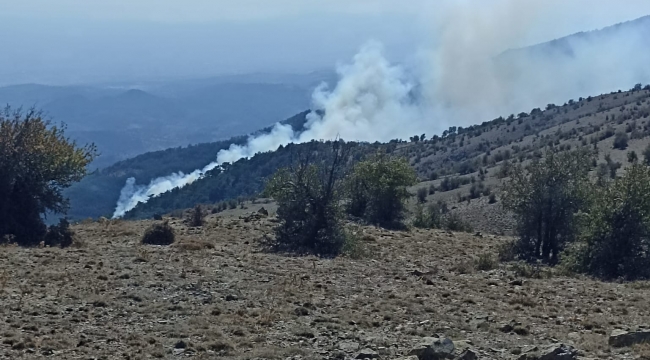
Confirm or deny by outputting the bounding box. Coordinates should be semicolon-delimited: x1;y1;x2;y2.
1;212;650;360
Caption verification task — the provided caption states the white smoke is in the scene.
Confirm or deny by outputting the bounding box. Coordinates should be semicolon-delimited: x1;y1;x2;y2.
112;2;650;218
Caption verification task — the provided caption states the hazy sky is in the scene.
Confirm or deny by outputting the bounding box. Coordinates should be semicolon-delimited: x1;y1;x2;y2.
1;0;650;85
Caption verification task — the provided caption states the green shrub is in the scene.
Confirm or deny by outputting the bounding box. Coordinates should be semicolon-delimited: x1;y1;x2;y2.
444;212;473;233
188;205;204;227
503;149;592;263
265;142;349;255
475;253;498;271
346;153;417;229
412;203;442;229
416;187;428;203
613;132;629;150
43;218;75;248
142;221;175;245
571;164;650;279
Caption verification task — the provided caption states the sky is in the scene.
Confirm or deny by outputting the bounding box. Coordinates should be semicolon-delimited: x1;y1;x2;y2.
1;0;650;85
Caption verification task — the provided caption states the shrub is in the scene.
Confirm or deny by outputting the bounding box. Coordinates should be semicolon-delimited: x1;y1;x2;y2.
412;203;442;229
0;108;96;245
416;187;428;203
503;149;592;263
142;221;176;245
570;165;650;279
444;212;473;233
628;151;638;163
265;141;349;255
613;132;629;150
188;205;204;227
43;218;75;248
643;144;650;166
475;253;498;271
346;153;417;229
488;193;497;204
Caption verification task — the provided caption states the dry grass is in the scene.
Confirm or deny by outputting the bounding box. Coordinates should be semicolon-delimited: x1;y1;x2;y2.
0;214;649;359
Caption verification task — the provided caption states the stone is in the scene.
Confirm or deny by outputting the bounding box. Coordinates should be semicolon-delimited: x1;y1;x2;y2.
455;349;478;360
408;337;455;360
339;341;360;352
257;207;269;216
538;344;577;360
225;294;238;301
608;329;650;347
356;348;380;359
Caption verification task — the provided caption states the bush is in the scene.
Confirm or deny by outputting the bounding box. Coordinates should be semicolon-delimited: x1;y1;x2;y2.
488;193;497;204
142;221;176;245
0;108;96;245
613;132;629;150
416;187;428;203
265;142;349;255
43;218;75;248
570;165;650;279
444;212;473;232
346;153;417;229
643;144;650;166
503;150;592;263
412;203;442;229
188;205;204;227
475;253;498;271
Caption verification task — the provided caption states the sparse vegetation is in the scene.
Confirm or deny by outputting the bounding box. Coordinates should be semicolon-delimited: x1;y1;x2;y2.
142;221;176;245
0;108;96;246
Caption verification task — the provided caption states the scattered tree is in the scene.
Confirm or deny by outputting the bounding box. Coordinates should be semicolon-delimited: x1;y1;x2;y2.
346;153;417;229
613;132;629;150
502;150;593;263
0;108;96;245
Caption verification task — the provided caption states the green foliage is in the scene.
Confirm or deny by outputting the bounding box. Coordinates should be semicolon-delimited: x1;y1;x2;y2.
475;253;498;271
502;149;593;263
643;143;650;166
0;108;96;245
44;218;75;248
265;142;349;255
444;212;474;233
412;203;442;229
570;165;650;279
188;205;204;227
416;187;428;203
142;221;176;245
346;153;417;229
613;132;629;150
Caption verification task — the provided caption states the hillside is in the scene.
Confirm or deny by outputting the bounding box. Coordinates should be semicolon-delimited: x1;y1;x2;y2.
123;85;650;232
0;75;322;168
64;111;312;220
2;210;649;359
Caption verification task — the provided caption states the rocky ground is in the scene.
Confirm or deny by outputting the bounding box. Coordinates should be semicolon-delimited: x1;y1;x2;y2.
1;210;650;360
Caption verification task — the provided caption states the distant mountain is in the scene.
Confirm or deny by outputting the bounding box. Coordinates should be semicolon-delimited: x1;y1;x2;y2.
0;72;333;168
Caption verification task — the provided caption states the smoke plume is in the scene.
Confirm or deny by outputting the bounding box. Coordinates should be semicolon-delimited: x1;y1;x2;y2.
112;2;650;218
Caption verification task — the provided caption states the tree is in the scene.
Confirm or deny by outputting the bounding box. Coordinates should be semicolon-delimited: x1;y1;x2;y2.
502;150;592;263
0;108;96;245
265;141;350;255
572;165;650;279
346;153;417;228
628;151;638;164
643;143;650;166
613;132;629;150
416;187;428;203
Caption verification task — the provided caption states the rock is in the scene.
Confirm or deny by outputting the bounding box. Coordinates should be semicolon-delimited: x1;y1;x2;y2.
452;340;473;353
474;232;483;238
339;341;360;352
294;307;309;316
408;336;455;360
608;329;650;347
257;207;269;216
538;344;577;360
356;348;380;359
455;349;478;360
509;279;524;286
225;294;238;301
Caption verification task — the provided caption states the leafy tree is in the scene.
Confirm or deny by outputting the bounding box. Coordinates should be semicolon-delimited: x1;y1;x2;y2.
416;187;428;203
502;150;592;263
346;153;417;228
643;143;650;166
571;165;650;279
412;203;442;229
265;141;350;255
613;132;629;150
627;150;638;163
0;108;96;245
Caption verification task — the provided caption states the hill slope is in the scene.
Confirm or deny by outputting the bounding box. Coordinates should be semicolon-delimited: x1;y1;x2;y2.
2;213;649;359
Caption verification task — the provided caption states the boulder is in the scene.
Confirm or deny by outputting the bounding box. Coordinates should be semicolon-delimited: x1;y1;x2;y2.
455;349;478;360
356;348;380;359
517;344;577;360
409;337;455;360
608;329;650;347
538;344;577;360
